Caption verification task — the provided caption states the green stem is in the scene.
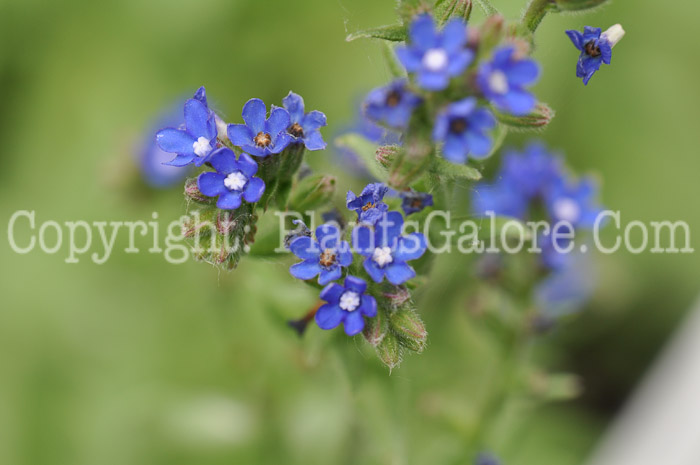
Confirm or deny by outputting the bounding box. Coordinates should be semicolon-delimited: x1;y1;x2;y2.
474;0;499;16
521;0;555;32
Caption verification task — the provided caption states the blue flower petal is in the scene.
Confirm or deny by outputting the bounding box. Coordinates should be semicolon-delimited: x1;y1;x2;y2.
197;172;227;197
282;91;305;123
395;46;422;71
315;303;344;330
156;128;196;155
236;152;259;178
343;310;365;336
501;89;536;116
228;124;254;147
441;19;467;52
376;211;404;246
418;71;449;91
318;266;341;285
290;236;319;260
193;86;207;105
290;259;322;280
184;98;215;140
216;191;242;210
352;225;374;255
344;275;367;294
302;110;327;131
507;59;539;85
358;295;377;318
565;30;584;50
363;258;386;283
208;147;237;174
163;153;196;167
465;131;492;158
320;282;344;303
446;49;473;75
303;131;326;151
266;107;291;136
442;134;467;163
385;261;416;285
409;15;438;49
243;177;265;203
337;247;353;267
241;98;267;133
316;225;340;250
394;234;427;261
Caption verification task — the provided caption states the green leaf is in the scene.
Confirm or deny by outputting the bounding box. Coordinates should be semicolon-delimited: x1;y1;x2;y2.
429;156;482;182
334;133;388;180
381;42;406;79
346;24;407;43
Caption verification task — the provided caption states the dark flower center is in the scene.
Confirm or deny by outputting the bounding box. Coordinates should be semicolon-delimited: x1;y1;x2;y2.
584;41;601;57
288;122;304;138
319;248;337;268
449;117;468;134
254;132;272;147
362;201;376;211
385;90;402;108
411;199;423;208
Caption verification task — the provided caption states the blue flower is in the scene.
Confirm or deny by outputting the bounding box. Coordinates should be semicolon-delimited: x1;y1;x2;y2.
433;98;496;163
477;46;539;115
566;25;624;85
475;453;501;465
282;91;327;151
197;147;265;209
396;15;473;91
227;98;292;157
289;224;353;285
353;211;427;285
155;91;218;167
546;175;603;230
364;79;422;128
315;276;378;336
141;104;191;187
346;183;389;225
400;189;434;215
535;248;595;317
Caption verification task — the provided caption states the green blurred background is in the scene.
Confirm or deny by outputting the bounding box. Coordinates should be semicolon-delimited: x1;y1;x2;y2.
1;0;698;464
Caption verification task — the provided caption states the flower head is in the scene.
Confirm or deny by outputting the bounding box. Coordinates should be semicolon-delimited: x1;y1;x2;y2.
282;91;327;150
315;276;377;336
400;189;434;215
346;183;390;225
433;98;496;163
396;15;473;91
289;224;353;285
227;98;292;157
196;147;265;209
155;88;219;167
478;46;539;116
547;176;602;229
566;25;624;85
364;79;422;129
353;211;427;285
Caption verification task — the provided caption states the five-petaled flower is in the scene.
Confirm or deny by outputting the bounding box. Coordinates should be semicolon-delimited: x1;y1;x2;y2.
400;189;434;215
364;79;422;129
227;98;292;157
566;25;625;85
353;211;427;285
346;183;390;225
282;91;328;151
396;15;473;91
156;95;218;167
288;224;353;285
478;46;540;116
197;147;265;209
433;97;496;164
316;276;378;336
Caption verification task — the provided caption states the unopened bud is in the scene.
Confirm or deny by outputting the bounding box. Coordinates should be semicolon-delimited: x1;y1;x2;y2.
382;285;412;308
602;24;625;48
375;332;403;371
184;177;211;203
495;102;554;131
435;0;472;25
216;210;236;235
554;0;609;12
363;307;389;347
376;145;400;169
288;173;336;212
477;14;505;53
390;307;427;353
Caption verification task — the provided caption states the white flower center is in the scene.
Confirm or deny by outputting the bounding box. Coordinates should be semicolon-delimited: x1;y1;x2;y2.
553;198;581;223
422;48;449;72
372;246;393;267
193;137;211;157
339;291;361;312
488;70;509;95
224;171;248;191
602;24;625;48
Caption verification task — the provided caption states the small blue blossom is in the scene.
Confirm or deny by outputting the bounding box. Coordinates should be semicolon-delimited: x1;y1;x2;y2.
400;189;434;215
546;176;603;230
353;211;427;285
396;15;473;91
155;91;218;167
316;276;378;336
433;98;496;163
535;248;596;317
566;25;625;85
227;98;292;157
197;147;265;209
477;46;539;116
282;91;327;151
346;183;389;225
289;224;353;285
364;79;422;129
141;104;190;187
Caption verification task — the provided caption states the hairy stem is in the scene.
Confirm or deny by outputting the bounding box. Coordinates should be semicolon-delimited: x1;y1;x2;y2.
522;0;555;32
474;0;499;16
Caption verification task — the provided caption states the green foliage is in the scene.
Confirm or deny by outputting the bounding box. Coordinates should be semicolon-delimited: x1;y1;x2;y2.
346;24;408;43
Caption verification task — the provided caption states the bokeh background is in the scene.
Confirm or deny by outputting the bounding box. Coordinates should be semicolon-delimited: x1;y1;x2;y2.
1;0;699;464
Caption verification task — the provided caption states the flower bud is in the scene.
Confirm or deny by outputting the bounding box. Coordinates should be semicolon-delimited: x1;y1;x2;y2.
375;332;403;371
494;102;555;131
553;0;609;12
602;24;625;48
390;307;427;353
388;138;431;189
435;0;472;25
184;177;211;203
287;173;336;212
375;145;400;169
382;285;412;308
476;14;505;54
363;307;389;347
